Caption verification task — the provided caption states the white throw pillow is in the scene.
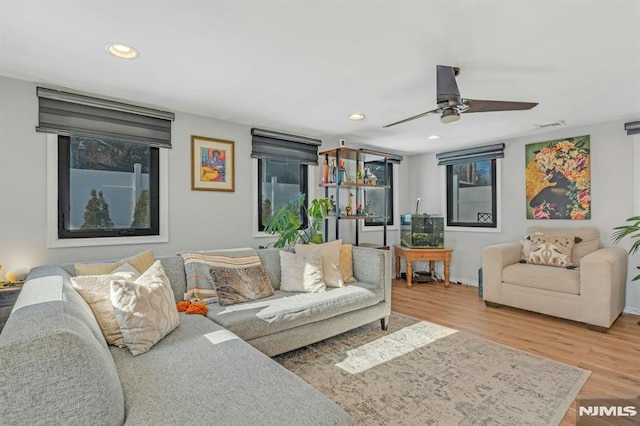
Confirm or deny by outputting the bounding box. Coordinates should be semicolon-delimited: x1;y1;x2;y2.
295;239;344;288
279;247;326;293
71;263;140;347
110;260;180;356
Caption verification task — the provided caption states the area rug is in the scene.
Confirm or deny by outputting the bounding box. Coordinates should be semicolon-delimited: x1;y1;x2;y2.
274;313;590;425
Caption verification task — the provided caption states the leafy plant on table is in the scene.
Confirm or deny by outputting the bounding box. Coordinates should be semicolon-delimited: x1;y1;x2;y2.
263;193;330;248
612;216;640;280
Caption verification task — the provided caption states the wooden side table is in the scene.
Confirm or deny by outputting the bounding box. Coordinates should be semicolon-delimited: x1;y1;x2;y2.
393;245;453;288
0;283;24;333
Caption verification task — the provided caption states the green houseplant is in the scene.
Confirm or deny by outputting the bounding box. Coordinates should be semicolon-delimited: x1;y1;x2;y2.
263;193;330;248
612;216;640;281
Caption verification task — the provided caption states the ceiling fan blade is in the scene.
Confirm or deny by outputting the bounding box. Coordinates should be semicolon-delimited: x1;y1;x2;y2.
436;65;461;105
383;109;440;128
463;98;538;113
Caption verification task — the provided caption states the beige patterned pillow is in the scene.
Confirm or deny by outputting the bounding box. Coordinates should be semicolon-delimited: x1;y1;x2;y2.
295;239;344;287
75;261;123;276
75;249;155;276
279;247;326;293
210;265;274;306
71;263;140;347
528;234;574;268
121;249;155;274
110;260;180;356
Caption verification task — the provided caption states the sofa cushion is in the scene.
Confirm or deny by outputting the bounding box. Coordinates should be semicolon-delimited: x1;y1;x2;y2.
528;234;574;267
210;264;274;305
110;314;353;425
159;255;187;303
206;282;383;341
110;261;181;356
0;276;124;425
528;226;600;266
503;263;580;295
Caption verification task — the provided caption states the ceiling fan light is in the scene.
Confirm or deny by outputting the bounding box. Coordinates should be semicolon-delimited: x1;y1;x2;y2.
441;108;460;124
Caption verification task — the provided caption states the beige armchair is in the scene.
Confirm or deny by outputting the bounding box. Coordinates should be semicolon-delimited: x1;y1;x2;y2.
482;227;627;331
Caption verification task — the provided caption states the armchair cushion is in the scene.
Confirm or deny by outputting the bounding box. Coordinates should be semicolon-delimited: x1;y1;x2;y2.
503;263;580;295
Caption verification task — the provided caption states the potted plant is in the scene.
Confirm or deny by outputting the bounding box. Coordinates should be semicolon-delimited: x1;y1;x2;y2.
263;193;330;248
612;216;640;281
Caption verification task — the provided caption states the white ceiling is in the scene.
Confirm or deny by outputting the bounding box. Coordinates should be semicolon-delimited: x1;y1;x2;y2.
1;0;639;154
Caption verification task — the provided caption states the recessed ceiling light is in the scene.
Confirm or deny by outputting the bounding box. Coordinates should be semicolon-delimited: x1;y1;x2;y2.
427;135;440;140
106;43;139;59
348;113;365;121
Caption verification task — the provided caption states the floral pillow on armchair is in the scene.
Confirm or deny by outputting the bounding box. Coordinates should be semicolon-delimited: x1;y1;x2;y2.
528;234;574;268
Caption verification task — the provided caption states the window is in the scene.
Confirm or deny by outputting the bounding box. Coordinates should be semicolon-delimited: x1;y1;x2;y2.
364;162;393;227
58;135;160;238
258;159;308;231
446;159;497;228
251;128;320;234
37;87;173;244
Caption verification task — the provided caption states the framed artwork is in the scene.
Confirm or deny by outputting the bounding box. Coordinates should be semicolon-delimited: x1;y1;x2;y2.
525;135;590;220
191;136;235;192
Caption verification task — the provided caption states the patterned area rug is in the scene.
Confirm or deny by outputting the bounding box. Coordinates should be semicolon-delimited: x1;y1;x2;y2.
274;313;590;425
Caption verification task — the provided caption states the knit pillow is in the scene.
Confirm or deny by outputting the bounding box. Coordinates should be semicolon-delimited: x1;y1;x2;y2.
528;234;574;268
110;261;180;356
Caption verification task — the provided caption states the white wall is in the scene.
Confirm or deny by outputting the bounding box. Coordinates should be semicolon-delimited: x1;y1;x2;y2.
0;75;276;272
408;121;639;313
0;75;406;278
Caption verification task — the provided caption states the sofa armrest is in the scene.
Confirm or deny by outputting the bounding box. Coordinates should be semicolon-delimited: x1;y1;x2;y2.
482;242;522;302
580;247;628;328
352;247;392;304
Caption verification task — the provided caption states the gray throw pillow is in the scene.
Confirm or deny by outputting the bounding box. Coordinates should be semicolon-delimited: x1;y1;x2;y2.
210;265;274;306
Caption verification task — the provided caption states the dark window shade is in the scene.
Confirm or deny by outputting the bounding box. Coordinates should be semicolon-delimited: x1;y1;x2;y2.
36;87;174;148
436;143;505;166
625;121;640;135
251;128;321;165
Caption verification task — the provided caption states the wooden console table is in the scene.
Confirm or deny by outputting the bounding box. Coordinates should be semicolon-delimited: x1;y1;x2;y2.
393;245;453;288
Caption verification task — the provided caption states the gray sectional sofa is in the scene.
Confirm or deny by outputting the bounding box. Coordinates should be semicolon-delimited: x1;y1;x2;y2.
0;246;391;425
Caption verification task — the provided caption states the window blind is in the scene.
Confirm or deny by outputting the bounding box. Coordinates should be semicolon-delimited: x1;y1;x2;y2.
625;121;640;135
436;143;505;166
36;87;175;148
251;128;322;165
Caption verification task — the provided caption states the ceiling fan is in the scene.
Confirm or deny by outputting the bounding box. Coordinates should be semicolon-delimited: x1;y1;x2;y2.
383;65;538;127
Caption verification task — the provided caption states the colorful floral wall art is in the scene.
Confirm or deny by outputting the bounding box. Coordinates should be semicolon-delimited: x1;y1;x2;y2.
525;135;590;220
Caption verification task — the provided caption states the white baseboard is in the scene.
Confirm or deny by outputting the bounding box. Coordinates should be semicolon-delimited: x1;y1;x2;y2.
450;276;477;287
623;305;640;315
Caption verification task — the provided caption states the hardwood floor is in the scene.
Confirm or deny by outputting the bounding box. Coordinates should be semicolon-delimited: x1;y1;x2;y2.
391;279;640;425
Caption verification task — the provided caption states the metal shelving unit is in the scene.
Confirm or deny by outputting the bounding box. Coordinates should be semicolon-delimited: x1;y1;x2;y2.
319;147;392;248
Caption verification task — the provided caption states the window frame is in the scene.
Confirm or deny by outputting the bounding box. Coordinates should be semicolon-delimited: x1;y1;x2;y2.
256;158;309;232
55;135;161;240
445;158;499;229
47;137;168;249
